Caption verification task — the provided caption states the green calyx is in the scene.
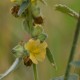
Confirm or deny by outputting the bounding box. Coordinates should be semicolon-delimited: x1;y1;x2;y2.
31;4;41;18
38;33;48;42
12;42;28;58
32;24;43;37
32;24;47;42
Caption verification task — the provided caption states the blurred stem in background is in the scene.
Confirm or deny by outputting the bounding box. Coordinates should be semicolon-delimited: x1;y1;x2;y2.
64;13;80;80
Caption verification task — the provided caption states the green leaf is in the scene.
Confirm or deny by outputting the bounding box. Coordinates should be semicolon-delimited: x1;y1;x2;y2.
18;0;30;16
46;48;56;68
51;74;79;80
23;19;30;33
55;4;79;19
70;61;80;68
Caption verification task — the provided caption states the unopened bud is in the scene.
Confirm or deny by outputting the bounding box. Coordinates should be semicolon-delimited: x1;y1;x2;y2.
38;33;48;42
32;25;43;37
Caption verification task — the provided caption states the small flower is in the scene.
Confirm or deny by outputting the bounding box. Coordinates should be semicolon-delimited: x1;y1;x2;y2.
11;0;16;2
11;0;22;2
31;0;35;3
11;0;35;3
11;0;23;5
24;39;48;64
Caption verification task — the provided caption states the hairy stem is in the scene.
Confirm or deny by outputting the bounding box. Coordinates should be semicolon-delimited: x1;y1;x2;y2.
33;64;38;80
64;14;80;80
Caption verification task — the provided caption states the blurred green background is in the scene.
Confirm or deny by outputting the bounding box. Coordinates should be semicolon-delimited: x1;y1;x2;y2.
0;0;80;80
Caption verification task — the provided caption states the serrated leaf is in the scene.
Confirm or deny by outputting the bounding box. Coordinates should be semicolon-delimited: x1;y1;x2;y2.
18;0;30;16
23;19;30;33
46;48;56;68
51;74;79;80
70;61;80;68
55;4;79;19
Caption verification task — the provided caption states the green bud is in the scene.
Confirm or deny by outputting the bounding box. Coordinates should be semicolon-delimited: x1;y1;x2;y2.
32;25;43;37
31;4;40;17
12;44;24;58
38;33;48;42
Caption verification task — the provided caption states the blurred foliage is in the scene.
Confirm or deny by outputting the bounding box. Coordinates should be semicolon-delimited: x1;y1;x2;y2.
0;0;80;80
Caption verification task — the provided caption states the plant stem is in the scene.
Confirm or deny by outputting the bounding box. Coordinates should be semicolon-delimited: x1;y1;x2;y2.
33;64;38;80
0;58;22;80
64;14;80;80
28;1;33;35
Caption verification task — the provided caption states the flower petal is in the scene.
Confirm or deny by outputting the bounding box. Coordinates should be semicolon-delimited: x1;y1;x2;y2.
30;53;38;64
24;39;40;51
35;49;46;62
40;41;48;49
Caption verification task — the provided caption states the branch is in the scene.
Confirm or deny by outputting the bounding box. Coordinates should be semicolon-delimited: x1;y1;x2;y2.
0;58;22;80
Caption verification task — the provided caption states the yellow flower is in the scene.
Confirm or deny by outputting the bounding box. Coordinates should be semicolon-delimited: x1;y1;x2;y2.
11;0;20;2
31;0;35;2
11;0;15;2
11;0;36;3
31;0;37;4
11;0;23;4
24;39;47;64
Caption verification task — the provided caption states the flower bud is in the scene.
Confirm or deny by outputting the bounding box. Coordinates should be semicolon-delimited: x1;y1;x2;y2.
32;4;40;17
10;5;28;18
23;56;32;67
32;25;43;37
38;33;48;42
12;44;24;58
11;0;23;5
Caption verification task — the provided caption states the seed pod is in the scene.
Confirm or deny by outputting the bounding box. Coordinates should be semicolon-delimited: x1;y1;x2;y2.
10;5;28;18
10;5;20;17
